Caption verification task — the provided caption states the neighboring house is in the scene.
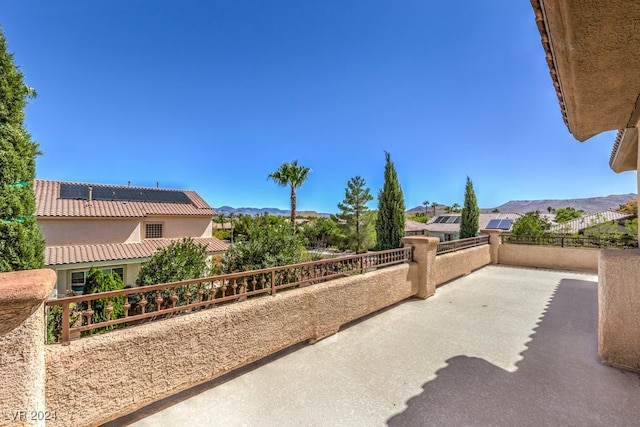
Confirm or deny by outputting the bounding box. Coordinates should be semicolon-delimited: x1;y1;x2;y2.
35;180;228;297
405;219;430;236
424;213;522;241
549;210;636;235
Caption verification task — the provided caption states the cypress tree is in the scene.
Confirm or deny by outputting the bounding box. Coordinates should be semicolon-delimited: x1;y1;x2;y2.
375;151;405;249
0;28;45;271
460;176;480;239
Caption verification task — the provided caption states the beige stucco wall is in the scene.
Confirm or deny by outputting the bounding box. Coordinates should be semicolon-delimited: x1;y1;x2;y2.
0;270;56;427
39;216;212;247
39;218;140;246
498;244;598;272
598;249;640;372
434;245;491;286
45;263;417;426
146;216;212;239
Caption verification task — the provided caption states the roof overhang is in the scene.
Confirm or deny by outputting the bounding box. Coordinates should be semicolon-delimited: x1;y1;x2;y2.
531;0;640;142
610;128;638;172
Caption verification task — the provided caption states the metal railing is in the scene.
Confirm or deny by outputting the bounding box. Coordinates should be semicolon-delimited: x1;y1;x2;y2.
501;234;638;249
45;247;413;345
436;235;489;255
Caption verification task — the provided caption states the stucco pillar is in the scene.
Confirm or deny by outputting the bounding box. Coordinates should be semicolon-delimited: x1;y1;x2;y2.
598;250;640;372
402;236;439;299
0;269;56;426
482;229;502;265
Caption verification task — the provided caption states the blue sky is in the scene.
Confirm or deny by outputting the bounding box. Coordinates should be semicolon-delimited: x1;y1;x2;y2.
2;1;636;213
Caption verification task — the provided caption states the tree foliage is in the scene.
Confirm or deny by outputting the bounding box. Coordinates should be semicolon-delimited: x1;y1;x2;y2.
136;238;210;286
301;216;341;250
268;160;311;234
221;217;304;272
460;177;479;239
336;176;374;253
512;211;551;237
375;151;405;249
618;199;638;215
81;268;126;334
0;27;44;271
554;207;583;223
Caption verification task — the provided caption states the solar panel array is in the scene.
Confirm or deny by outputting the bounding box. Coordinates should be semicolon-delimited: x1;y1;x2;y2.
433;216;461;224
59;183;192;204
486;219;514;230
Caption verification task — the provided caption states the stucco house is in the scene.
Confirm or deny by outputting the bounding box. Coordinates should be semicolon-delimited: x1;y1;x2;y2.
35;180;228;297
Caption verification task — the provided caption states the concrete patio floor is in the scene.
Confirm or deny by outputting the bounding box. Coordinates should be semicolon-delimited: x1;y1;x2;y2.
110;265;640;426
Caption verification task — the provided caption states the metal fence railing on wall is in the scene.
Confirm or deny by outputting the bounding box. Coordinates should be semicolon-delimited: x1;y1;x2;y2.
45;247;413;345
501;234;638;249
436;235;490;255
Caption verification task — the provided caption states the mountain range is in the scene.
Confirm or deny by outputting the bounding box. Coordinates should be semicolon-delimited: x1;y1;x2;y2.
217;194;637;217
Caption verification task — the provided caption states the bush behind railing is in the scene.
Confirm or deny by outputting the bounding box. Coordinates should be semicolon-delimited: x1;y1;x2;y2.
45;247;413;344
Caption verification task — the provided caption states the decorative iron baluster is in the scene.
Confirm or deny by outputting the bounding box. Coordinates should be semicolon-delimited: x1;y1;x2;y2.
155;291;163;311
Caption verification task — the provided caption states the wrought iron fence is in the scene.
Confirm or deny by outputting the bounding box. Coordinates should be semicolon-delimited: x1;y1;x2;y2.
436;235;490;255
501;234;638;249
45;247;413;345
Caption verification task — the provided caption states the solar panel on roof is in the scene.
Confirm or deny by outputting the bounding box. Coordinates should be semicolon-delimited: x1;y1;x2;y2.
498;219;513;230
59;183;191;204
486;219;501;229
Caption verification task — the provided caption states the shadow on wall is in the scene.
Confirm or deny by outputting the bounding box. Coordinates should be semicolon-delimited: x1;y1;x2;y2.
387;279;640;426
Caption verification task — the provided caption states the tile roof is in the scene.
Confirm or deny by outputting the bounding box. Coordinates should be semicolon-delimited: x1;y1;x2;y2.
45;237;228;266
549;210;634;234
35;180;217;218
405;219;430;233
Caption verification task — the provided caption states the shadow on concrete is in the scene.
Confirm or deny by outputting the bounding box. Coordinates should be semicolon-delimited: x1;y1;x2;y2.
388;278;640;426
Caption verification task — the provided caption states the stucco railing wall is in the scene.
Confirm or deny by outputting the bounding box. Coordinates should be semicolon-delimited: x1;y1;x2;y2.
498;243;598;272
45;263;418;426
0;269;56;427
434;245;491;286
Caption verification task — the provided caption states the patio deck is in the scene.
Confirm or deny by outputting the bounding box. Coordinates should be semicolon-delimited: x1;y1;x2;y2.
110;265;640;426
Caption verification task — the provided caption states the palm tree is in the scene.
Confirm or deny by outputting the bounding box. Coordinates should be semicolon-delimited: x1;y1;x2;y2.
422;200;429;215
452;203;461;213
268;160;311;233
431;201;438;217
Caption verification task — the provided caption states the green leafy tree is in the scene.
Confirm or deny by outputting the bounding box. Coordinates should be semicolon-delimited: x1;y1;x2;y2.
512;211;551;237
221;219;304;273
0;28;44;271
301;216;341;250
81;268;126;335
460;177;479;239
136;238;210;286
268;160;311;234
337;176;374;253
375;151;405;249
408;212;429;223
554;207;583;223
624;218;638;237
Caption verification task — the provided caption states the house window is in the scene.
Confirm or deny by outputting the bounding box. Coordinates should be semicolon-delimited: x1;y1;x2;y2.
146;223;163;239
70;271;86;294
102;267;124;282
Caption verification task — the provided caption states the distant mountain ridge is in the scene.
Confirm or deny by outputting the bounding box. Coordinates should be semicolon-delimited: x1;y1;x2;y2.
407;194;636;215
219;194;636;218
215;206;330;217
492;194;636;214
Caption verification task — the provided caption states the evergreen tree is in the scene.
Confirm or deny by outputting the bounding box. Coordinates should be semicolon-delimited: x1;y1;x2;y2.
375;151;405;249
0;28;44;271
337;176;374;253
460;176;479;239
